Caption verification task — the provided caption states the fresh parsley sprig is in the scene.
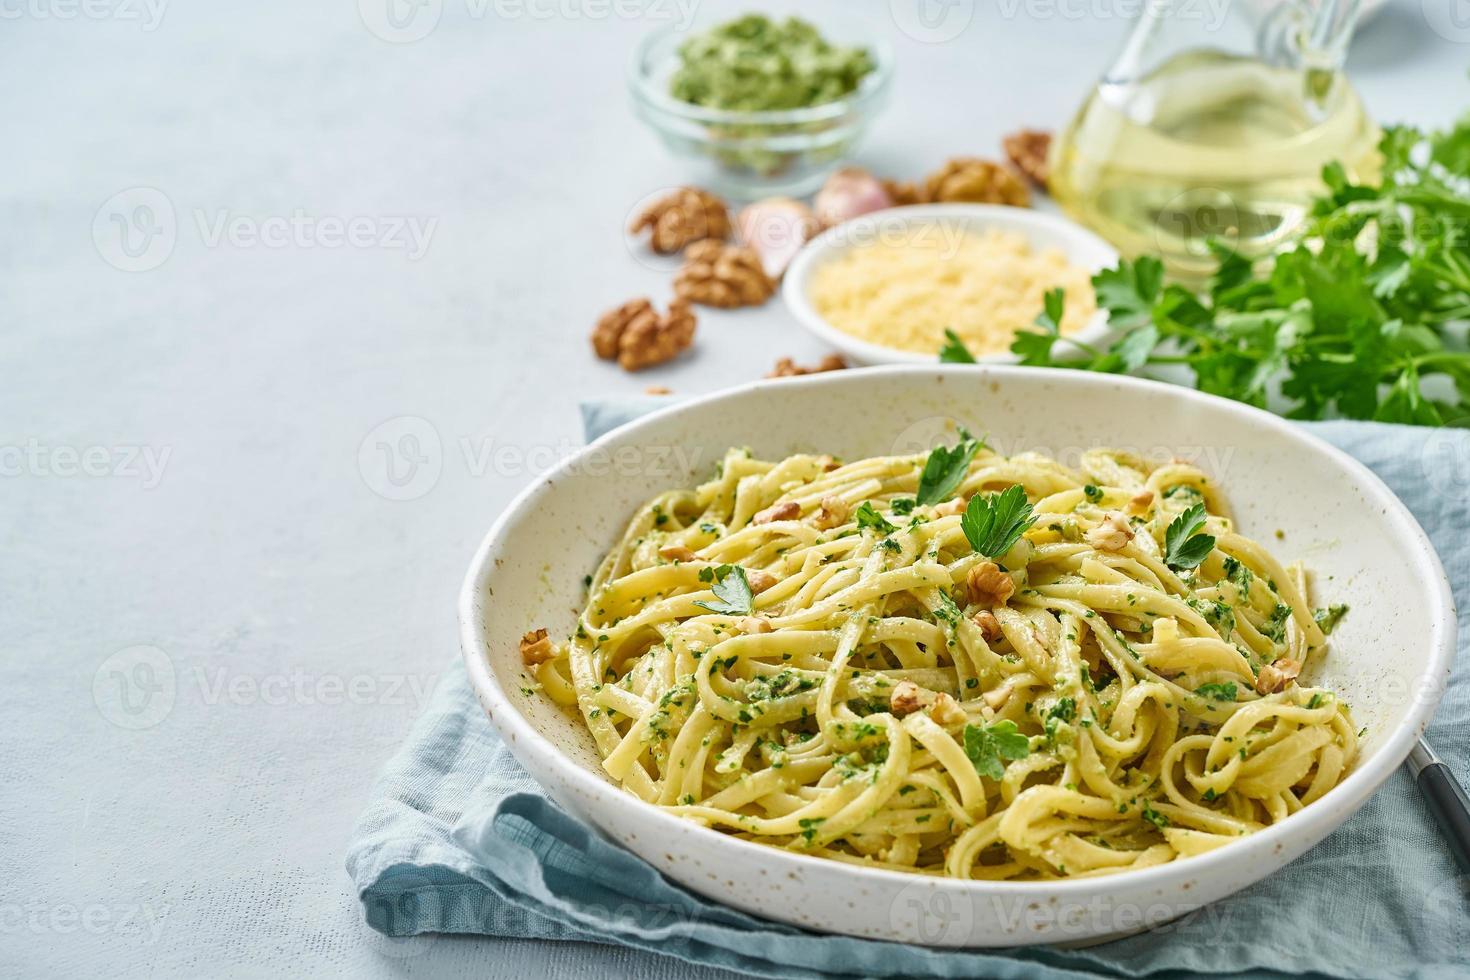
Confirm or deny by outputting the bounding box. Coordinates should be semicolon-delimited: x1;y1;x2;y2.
693;564;754;615
962;720;1030;781
938;328;977;364
961;484;1036;559
968;120;1470;427
916;428;985;506
1164;503;1216;571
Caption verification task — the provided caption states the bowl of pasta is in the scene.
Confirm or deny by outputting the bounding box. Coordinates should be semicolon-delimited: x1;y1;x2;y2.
459;366;1455;947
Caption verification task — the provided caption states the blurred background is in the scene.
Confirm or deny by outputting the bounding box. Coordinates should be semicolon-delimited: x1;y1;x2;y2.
2;1;1465;976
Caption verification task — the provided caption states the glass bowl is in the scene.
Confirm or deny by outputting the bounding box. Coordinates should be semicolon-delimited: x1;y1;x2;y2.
627;16;894;199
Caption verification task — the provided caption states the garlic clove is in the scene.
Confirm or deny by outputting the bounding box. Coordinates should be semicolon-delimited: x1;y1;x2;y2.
813;166;894;229
735;197;819;281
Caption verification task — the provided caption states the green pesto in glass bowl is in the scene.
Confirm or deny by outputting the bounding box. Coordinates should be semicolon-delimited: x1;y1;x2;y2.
629;14;894;199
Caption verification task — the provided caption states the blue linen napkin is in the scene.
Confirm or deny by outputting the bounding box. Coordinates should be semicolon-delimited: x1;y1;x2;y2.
347;406;1470;979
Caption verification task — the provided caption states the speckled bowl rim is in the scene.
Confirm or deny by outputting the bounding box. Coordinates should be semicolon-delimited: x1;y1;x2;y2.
459;365;1456;914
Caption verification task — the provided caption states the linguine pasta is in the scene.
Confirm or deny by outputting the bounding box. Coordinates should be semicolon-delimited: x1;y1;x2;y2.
521;435;1357;880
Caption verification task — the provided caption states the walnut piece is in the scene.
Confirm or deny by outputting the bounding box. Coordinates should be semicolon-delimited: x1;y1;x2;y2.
923;157;1030;207
737;616;772;634
519;628;556;666
1256;658;1303;694
1128;489;1155;516
752;501;800;525
881;178;926;207
674;240;774;308
768;354;848;378
929;692;966;727
890;681;965;726
592;298;650;360
1002;129;1052;187
1086;512;1135;552
628;187;731;254
889;680;938;717
746;569;778;594
591;297;696;371
658;544;696;563
971;609;1003;644
811;496;850;530
967;561;1015;607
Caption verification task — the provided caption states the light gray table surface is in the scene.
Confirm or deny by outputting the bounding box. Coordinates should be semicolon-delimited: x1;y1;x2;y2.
3;1;1465;976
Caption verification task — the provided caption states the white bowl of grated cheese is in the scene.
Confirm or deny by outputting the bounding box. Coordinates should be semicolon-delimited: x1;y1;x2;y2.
783;204;1119;365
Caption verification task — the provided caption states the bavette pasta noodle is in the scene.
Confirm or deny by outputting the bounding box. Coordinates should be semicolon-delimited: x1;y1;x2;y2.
522;434;1357;880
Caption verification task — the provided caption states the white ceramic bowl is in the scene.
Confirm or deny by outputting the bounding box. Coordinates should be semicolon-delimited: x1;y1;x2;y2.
782;204;1120;365
460;366;1456;947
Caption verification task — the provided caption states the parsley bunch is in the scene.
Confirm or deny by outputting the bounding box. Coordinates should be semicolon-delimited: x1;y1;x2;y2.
990;119;1470;426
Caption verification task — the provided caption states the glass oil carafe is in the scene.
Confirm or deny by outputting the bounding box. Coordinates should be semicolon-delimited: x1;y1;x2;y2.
1049;0;1380;280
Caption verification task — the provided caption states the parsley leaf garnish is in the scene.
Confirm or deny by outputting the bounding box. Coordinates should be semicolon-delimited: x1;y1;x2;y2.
961;484;1036;558
916;428;984;506
938;328;977;363
854;501;896;534
1194;682;1238;702
962;720;1030;781
693;564;754;615
1164;503;1215;571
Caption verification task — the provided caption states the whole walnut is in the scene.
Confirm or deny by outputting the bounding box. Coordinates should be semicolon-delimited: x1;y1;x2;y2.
923;157;1030;207
629;187;731;254
1003;129;1052;188
674;240;774;309
880;178;927;207
591;297;696;371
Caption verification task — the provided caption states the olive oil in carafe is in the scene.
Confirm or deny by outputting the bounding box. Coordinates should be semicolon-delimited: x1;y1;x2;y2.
1049;50;1380;280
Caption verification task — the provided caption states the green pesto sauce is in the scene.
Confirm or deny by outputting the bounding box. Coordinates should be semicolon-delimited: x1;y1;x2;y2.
670;14;874;112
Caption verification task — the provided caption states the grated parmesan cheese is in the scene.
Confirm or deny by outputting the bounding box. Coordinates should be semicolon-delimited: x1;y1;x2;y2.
808;226;1098;356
